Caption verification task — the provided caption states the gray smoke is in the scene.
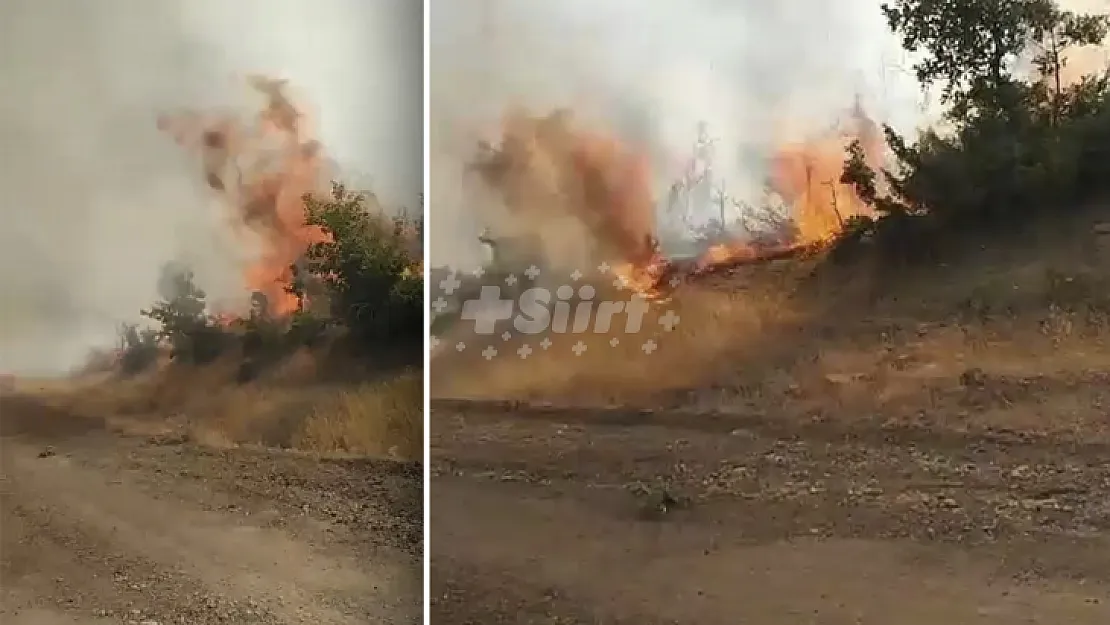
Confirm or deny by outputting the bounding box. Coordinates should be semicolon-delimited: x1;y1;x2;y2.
428;0;931;270
0;0;421;375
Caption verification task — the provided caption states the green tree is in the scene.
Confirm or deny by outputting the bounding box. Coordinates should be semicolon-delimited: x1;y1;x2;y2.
300;183;422;346
880;0;1105;118
843;0;1110;240
882;0;1029;118
1026;3;1109;122
141;264;228;364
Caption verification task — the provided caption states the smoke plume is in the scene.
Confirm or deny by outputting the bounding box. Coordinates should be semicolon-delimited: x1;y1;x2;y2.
429;0;936;270
0;0;421;374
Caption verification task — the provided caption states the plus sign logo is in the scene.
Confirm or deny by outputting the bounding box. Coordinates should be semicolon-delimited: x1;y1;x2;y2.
429;262;681;360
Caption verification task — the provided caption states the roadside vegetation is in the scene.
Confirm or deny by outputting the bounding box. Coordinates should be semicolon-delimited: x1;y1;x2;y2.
58;183;424;460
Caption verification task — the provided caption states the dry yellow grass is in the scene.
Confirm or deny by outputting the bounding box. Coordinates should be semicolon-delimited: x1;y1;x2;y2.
430;270;804;403
20;350;422;461
293;370;423;460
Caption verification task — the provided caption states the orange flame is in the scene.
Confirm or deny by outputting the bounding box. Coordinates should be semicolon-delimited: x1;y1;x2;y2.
769;105;881;245
474;109;662;268
683;102;884;276
474;103;885;296
158;76;330;318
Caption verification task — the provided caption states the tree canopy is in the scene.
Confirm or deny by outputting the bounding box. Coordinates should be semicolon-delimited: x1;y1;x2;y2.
840;0;1110;260
120;184;423;374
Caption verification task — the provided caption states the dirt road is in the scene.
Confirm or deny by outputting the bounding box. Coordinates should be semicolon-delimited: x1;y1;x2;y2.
430;400;1110;624
0;395;422;625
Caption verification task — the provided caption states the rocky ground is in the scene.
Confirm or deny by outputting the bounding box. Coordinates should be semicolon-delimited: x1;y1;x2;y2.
430;400;1110;624
0;394;422;625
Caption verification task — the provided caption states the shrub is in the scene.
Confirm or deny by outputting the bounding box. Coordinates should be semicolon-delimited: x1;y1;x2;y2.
117;323;160;375
141;265;230;365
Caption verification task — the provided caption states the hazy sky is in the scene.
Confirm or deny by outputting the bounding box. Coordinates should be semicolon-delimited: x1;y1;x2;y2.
428;0;934;269
0;0;421;374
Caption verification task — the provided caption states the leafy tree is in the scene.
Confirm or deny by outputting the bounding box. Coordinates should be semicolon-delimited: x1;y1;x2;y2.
841;138;899;216
882;0;1033;111
300;183;423;346
881;0;1106;118
235;291;285;371
1026;4;1110;122
141;264;228;364
116;178;423;379
842;0;1110;251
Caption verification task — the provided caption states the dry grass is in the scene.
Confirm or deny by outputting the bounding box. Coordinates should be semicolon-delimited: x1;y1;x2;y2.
430;267;805;403
21;350;422;461
293;370;423;460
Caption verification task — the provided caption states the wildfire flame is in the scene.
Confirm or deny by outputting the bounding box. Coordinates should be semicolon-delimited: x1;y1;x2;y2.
472;109;662;266
157;75;331;317
770;100;882;245
472;103;885;298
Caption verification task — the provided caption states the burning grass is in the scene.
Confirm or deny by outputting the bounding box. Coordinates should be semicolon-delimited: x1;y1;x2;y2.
431;207;1110;444
432;104;882;402
466;106;883;300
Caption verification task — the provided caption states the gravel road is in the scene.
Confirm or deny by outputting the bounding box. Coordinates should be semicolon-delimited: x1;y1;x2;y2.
0;395;422;625
431;400;1110;624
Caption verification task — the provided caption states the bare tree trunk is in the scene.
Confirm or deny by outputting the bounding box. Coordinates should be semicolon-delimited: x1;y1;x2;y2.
1051;30;1063;126
822;180;844;227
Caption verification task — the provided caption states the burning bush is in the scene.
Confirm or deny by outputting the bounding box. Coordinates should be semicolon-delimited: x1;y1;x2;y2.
109;75;425;379
120;183;422;378
467;105;884;297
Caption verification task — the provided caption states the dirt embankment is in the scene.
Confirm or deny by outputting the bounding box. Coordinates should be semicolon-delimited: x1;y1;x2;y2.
1;393;422;625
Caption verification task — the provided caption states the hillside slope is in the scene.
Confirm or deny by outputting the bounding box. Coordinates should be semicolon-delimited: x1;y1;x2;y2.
430;207;1110;624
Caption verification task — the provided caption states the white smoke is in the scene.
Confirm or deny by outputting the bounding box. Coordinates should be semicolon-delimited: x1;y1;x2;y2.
0;0;421;375
429;0;932;269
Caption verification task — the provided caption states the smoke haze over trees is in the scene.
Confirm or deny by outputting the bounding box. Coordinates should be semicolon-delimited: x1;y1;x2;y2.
0;0;421;375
